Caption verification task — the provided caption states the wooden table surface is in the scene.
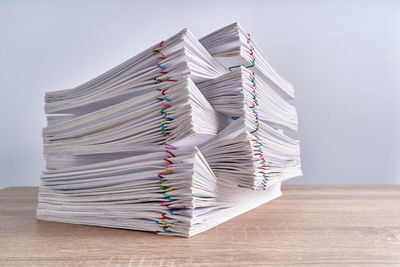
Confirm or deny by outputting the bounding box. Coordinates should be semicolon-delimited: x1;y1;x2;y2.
0;185;399;266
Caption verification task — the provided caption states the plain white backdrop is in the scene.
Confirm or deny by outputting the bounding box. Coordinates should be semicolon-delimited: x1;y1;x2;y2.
0;0;399;189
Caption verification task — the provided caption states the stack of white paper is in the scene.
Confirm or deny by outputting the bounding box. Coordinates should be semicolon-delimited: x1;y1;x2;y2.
37;23;302;237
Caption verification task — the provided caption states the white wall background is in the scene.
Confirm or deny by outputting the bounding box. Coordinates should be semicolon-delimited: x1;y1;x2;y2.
0;0;399;189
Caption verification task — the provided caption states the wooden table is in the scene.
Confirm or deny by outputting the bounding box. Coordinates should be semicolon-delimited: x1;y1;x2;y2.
0;186;399;266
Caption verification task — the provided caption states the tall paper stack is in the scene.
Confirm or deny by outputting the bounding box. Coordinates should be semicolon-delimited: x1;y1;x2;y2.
37;22;302;237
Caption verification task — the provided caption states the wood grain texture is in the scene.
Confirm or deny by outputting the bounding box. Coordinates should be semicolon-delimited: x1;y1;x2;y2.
0;185;399;266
